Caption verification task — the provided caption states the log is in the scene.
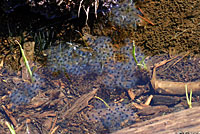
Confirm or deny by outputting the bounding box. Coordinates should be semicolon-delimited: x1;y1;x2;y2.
113;106;200;134
151;79;200;95
150;59;200;95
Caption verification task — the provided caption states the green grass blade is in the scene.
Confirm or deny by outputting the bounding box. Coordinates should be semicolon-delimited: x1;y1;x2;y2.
185;85;192;108
132;40;147;70
15;40;34;83
94;96;110;109
132;40;138;65
5;121;16;134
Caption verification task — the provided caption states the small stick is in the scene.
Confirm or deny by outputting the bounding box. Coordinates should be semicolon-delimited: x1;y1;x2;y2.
2;105;17;127
138;8;155;26
172;51;190;66
50;115;58;133
138;14;155;26
128;89;136;100
132;102;144;110
50;126;59;134
144;95;153;105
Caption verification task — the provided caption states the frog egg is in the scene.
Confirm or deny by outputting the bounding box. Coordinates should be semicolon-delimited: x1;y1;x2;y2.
94;36;112;46
85;37;95;45
87;62;102;73
109;1;141;28
103;60;139;90
27;88;37;98
87;102;136;132
10;90;30;105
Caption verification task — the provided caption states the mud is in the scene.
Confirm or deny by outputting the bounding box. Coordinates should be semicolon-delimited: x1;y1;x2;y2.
92;0;200;55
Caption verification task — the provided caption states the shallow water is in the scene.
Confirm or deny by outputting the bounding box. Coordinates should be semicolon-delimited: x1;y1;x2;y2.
0;0;199;133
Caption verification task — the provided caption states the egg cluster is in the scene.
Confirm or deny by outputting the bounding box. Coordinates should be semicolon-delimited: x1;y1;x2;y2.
87;101;135;132
109;0;142;28
47;34;146;90
47;35;114;76
103;40;146;90
8;33;145;107
9;73;44;107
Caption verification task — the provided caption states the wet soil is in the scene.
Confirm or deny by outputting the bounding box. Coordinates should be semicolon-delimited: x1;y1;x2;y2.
0;0;200;134
135;0;200;55
92;0;200;55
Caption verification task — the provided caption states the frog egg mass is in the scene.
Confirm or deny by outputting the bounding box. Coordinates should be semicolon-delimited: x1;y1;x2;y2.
9;73;44;107
47;35;146;91
87;101;136;132
109;0;142;28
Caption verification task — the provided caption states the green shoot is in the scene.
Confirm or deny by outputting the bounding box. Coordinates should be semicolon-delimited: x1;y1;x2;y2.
15;40;34;83
132;40;138;65
94;96;110;109
5;121;16;134
137;56;147;70
185;85;192;108
132;40;147;70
